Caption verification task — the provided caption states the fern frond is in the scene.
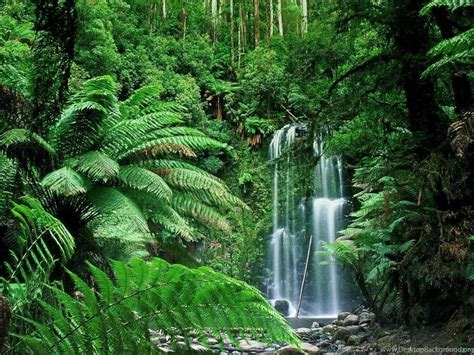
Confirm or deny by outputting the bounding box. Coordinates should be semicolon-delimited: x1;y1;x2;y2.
41;167;89;196
119;136;229;160
172;194;231;232
66;151;119;183
18;258;298;353
420;0;473;15
118;165;172;201
2;196;74;310
87;187;151;240
122;85;161;111
0;153;16;212
139;159;226;183
448;111;474;157
0;128;56;155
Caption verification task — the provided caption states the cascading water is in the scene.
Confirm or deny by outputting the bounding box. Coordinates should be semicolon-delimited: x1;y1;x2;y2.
267;125;351;317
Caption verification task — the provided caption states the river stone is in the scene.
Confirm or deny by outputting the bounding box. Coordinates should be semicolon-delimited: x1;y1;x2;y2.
359;312;375;324
277;343;320;354
346;335;362;346
332;328;351;342
274;299;290;316
157;346;173;353
296;328;313;337
322;324;336;334
190;343;208;351
207;337;219;345
337;312;351;320
239;339;266;351
342;314;359;326
345;325;362;334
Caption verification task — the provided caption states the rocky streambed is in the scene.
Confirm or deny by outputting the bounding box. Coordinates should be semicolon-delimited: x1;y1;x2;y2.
150;307;398;354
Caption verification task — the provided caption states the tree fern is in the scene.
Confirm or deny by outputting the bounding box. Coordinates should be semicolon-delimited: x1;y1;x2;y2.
420;0;473;15
16;258;298;354
4;75;244;250
421;1;474;77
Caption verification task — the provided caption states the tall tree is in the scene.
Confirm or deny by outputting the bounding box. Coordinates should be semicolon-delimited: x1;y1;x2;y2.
254;0;260;46
301;0;308;35
212;0;218;43
230;0;235;65
269;0;274;37
277;0;283;36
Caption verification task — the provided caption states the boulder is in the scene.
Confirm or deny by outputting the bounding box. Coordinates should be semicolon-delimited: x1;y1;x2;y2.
277;343;320;354
274;299;290;316
345;325;362;334
358;312;375;324
332;328;351;342
311;321;320;329
342;314;359;326
346;335;362;346
207;337;219;345
322;324;336;334
295;327;313;336
337;312;351;321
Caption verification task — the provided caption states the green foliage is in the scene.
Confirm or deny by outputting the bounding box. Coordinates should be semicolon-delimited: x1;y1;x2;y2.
421;0;474;77
420;0;474;15
2;196;75;310
16;257;298;353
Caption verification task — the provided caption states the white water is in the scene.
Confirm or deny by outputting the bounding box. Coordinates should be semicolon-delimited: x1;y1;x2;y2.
267;125;349;317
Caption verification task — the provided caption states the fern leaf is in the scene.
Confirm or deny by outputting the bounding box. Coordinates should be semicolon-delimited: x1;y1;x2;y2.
41;167;89;196
18;258;298;353
118;165;172;201
420;0;473;15
66;151;120;183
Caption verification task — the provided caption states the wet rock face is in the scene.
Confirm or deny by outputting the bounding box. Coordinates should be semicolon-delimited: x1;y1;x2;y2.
274;299;290;316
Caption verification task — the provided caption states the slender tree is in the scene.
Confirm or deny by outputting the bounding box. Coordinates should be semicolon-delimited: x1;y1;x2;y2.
301;0;308;35
277;0;283;36
212;0;218;43
230;0;235;65
269;0;274;37
254;0;260;46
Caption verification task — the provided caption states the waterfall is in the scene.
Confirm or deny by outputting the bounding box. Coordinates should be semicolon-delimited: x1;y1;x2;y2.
267;125;350;317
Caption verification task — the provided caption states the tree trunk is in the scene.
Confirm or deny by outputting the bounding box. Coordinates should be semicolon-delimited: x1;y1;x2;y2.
230;0;235;66
162;0;166;19
0;295;10;351
238;0;243;68
393;0;446;150
355;271;390;325
181;7;187;39
254;0;260;46
301;0;308;35
269;0;274;37
277;0;283;36
212;0;218;44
